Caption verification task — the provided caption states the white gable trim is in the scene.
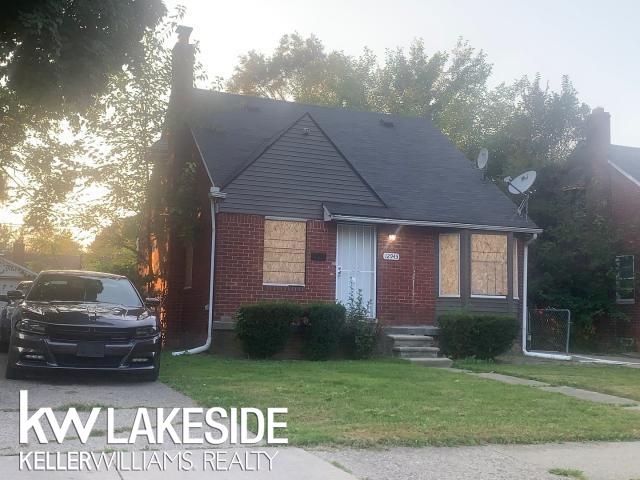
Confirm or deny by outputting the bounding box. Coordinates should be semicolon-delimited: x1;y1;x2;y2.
609;160;640;190
0;256;37;277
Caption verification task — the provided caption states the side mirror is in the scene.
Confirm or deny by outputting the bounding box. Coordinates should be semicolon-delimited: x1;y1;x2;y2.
6;290;24;301
145;297;160;308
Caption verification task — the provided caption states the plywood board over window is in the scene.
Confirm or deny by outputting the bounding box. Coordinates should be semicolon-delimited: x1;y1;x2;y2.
471;234;507;296
263;219;306;285
439;233;460;297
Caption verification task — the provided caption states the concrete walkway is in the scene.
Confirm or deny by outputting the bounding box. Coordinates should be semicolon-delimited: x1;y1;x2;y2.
451;369;640;409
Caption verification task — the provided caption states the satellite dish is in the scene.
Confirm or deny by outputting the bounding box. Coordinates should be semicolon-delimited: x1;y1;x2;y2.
477;148;488;170
507;170;537;194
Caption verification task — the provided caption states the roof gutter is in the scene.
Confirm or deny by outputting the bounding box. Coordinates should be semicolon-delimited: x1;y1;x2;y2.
173;186;226;356
324;207;543;234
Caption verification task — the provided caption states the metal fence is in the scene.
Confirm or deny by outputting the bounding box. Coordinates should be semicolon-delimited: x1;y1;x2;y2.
527;308;571;354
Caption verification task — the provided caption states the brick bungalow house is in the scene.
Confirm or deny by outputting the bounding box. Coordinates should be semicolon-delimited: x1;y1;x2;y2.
145;28;541;352
567;108;640;347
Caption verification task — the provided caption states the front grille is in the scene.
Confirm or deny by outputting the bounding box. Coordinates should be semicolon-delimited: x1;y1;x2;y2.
47;325;134;343
54;354;124;368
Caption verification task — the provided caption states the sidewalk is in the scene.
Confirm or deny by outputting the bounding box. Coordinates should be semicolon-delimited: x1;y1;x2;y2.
314;440;640;480
0;448;356;479
448;368;640;410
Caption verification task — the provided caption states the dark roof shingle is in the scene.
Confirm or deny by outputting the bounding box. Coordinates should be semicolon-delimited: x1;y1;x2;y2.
189;90;539;232
609;144;640;184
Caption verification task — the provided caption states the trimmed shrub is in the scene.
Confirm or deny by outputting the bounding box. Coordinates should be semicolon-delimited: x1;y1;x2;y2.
301;303;346;360
235;302;302;358
438;311;518;359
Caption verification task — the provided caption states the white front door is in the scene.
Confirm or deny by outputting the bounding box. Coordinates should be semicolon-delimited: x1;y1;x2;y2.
336;224;376;316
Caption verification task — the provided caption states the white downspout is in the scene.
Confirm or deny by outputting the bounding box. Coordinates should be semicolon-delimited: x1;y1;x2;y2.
173;187;226;356
521;233;572;361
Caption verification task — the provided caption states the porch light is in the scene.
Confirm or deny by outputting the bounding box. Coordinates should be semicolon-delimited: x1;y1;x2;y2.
388;234;397;241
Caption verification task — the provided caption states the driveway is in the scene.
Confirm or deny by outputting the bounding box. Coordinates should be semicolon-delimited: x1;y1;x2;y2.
0;353;354;479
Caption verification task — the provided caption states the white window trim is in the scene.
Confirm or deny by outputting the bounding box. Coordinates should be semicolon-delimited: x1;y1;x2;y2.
615;254;635;304
471;294;508;299
438;233;461;298
513;240;519;299
263;283;306;287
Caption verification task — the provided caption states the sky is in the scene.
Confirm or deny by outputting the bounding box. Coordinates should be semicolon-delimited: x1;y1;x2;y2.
169;0;640;146
3;0;639;238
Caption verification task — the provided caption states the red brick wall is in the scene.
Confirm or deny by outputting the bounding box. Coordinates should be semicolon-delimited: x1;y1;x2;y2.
213;213;337;319
163;156;212;345
608;167;640;345
376;225;437;325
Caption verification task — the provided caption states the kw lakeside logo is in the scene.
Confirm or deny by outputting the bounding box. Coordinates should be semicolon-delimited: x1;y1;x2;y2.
18;390;287;472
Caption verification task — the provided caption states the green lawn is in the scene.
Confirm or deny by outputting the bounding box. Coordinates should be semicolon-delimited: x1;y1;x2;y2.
161;356;640;447
454;359;640;401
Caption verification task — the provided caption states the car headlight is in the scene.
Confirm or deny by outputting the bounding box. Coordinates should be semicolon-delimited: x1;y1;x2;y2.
16;318;47;335
135;325;159;338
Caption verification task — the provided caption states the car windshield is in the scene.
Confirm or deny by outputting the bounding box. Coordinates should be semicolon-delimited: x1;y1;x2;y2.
27;274;142;307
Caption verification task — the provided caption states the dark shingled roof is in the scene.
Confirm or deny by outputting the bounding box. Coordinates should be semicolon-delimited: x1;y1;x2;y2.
189;90;540;232
609;144;640;184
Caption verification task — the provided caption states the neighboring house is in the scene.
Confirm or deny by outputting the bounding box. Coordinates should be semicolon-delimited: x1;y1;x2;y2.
145;28;541;345
0;255;36;295
567;108;640;347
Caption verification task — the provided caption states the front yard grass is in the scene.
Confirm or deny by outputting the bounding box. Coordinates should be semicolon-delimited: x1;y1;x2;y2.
161;356;640;447
454;359;640;401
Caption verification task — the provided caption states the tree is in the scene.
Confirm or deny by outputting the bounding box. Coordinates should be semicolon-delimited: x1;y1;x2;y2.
1;1;166;116
85;216;143;289
23;228;83;273
0;0;166;223
227;34;492;152
528;166;622;349
78;7;205;232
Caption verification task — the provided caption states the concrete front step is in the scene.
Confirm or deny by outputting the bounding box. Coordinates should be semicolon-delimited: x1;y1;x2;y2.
392;346;440;358
384;325;440;336
406;357;454;368
387;334;435;347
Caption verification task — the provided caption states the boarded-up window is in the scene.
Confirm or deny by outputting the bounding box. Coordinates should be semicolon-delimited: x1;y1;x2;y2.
263;220;306;285
471;234;507;296
513;240;519;299
439;233;460;297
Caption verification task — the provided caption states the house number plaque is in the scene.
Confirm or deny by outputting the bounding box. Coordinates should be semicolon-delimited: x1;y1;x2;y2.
383;252;400;261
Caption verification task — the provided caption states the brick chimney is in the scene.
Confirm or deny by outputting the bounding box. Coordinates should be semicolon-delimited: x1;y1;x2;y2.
168;25;195;123
586;107;611;170
585;107;612;212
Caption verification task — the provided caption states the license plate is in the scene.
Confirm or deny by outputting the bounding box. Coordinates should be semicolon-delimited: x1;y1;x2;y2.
77;342;105;358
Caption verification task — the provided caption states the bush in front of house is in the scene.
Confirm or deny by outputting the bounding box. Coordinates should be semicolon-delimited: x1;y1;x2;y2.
438;311;518;359
301;303;346;360
235;301;302;358
342;287;379;359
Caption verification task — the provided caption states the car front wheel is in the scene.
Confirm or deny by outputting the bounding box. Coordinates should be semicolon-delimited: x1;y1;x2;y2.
5;361;24;380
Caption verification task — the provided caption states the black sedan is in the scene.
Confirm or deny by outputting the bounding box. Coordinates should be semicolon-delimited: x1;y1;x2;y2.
4;270;161;381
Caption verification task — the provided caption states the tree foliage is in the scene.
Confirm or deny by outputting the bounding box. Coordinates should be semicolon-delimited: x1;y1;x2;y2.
0;0;166;230
1;0;166;115
85;216;142;289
